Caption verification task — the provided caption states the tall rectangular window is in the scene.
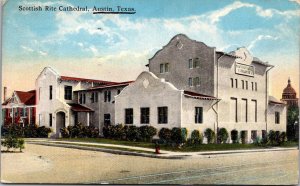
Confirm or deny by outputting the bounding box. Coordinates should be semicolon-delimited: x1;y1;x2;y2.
64;86;72;100
246;81;248;90
95;92;98;102
125;108;133;124
251;99;257;122
165;63;170;73
140;107;150;124
49;113;52;127
231;97;238;123
193;77;200;86
255;82;257;91
39;87;41;101
158;107;168;124
235;79;238;88
242;80;244;89
251;130;257;140
195;107;203;123
104;114;111;125
79;94;83;104
91;92;95;103
251;82;254;91
104;91;111;102
23;108;27;117
242;98;248;122
230;78;234;88
83;94;86;104
188;78;193;87
193;58;200;68
160;64;164;73
188;59;193;69
275;112;280;124
49;85;53;100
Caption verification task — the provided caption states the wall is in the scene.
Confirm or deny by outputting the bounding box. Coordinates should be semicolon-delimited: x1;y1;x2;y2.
115;72;182;133
149;34;216;96
267;103;287;132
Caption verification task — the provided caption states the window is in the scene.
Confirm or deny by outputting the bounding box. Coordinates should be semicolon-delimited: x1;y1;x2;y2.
160;64;164;73
230;78;234;88
251;82;254;91
117;90;121;95
235;79;238;88
194;58;200;68
125;108;133;124
91;92;95;103
262;130;267;139
195;107;203;123
246;81;248;90
95;92;98;102
15;108;18;117
49;113;52;127
188;59;193;69
83;94;86;104
160;63;169;73
79;94;83;104
104;114;111;125
104;91;111;102
231;97;238;122
242;80;244;89
140;107;150;124
188;78;193;87
251;130;257;140
255;82;257;91
39;87;41;101
158;107;168;124
275;112;280;124
193;77;200;86
165;63;170;72
49;85;53;100
64;86;72;100
251;99;257;122
242;98;248;122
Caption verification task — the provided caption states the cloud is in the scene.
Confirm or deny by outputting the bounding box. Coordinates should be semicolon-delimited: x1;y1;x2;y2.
248;35;278;50
21;45;34;52
39;51;48;56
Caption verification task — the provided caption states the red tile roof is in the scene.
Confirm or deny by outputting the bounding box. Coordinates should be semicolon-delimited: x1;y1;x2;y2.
68;103;94;112
60;76;116;84
75;81;134;92
183;90;219;100
3;90;36;106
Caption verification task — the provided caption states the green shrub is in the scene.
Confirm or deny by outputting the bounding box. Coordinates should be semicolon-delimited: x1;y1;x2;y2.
204;128;215;144
218;128;229;144
37;126;52;137
60;127;70;138
279;132;287;145
190;130;203;145
241;131;247;144
158;128;172;143
139;126;157;142
268;130;276;145
126;126;141;141
2;136;18;151
231;129;239;143
17;138;25;152
171;127;187;145
1;124;52;138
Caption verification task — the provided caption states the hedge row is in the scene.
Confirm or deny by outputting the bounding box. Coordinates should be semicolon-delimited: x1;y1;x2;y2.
60;123;99;138
103;124;157;142
1;124;52;138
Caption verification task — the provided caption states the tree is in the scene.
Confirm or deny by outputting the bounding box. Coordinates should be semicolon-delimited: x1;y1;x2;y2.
204;128;215;144
287;105;299;141
218;128;229;143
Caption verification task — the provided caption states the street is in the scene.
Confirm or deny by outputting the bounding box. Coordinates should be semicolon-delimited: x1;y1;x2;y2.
1;144;298;184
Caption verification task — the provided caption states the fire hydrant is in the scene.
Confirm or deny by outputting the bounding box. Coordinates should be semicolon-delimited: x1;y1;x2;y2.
155;143;160;154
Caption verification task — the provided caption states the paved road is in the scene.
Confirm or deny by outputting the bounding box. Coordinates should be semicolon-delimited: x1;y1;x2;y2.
1;144;298;184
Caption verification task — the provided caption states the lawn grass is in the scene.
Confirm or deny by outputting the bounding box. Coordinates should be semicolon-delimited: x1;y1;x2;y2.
55;138;298;152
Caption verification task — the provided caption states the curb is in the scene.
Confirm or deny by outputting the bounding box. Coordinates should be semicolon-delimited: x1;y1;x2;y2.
26;142;186;160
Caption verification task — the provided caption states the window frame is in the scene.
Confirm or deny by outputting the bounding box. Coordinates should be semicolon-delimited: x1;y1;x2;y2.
195;107;203;124
49;113;52;127
49;85;53;100
125;108;133;124
140;107;150;124
275;111;280;124
158;106;168;124
64;86;72;100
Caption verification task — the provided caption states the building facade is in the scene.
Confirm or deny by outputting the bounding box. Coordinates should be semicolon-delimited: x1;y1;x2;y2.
116;34;286;142
2;90;36;126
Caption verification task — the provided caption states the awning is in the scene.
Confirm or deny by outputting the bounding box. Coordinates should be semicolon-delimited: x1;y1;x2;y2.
68;103;94;112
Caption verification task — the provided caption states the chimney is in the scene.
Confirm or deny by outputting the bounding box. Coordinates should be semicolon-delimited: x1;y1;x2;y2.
3;87;7;102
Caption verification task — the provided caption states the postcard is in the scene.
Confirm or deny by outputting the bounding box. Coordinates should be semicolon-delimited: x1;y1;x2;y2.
1;0;299;185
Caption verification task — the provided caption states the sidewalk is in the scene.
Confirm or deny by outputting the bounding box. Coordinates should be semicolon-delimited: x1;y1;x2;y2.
25;138;298;159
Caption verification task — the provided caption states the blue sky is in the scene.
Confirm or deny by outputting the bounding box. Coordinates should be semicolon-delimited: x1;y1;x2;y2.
2;0;300;99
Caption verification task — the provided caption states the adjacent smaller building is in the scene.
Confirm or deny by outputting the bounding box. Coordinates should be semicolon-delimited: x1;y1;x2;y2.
2;90;36;126
281;78;299;108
